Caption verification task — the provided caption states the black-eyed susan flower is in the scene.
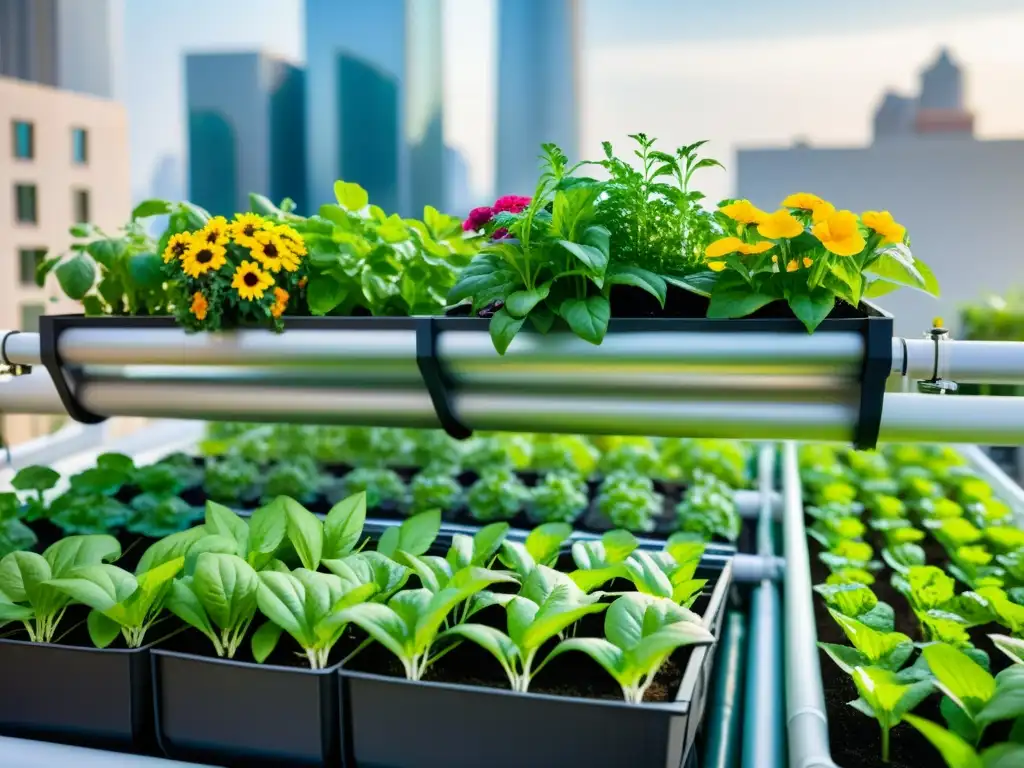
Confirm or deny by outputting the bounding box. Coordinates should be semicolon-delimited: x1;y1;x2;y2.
812;210;866;256
190;291;208;321
757;209;803;240
228;213;269;248
182;240;228;278
232;260;274;301
861;210;906;245
719;200;767;225
273;224;307;256
271;287;289;318
162;233;192;263
199;216;230;247
251;230;300;274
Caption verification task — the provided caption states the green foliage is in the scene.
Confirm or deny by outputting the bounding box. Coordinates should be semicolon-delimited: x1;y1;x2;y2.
128;494;203;538
261;457;324;505
657;438;750;488
409;471;462;514
598;440;659;477
466;468;529;523
851;666;935;762
203;456;261;504
818;610;914;674
340;467;407;510
530;435;599;477
675;472;740;542
529;471;589;525
595;473;663;533
0;493;36;558
905;714;1024;768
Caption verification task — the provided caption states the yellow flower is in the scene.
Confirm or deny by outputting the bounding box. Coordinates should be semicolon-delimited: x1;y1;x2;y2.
231;260;274;301
786;259;799;272
861;210;906;245
198;216;230;247
190;291;208;321
162;233;192;263
757;209;803;240
228;213;269;248
273;224;308;256
782;192;826;210
707;260;727;272
271;287;289;318
705;237;774;259
720;200;768;225
810;201;835;223
182;241;228;278
251;230;300;274
812;210;866;256
803;257;813;268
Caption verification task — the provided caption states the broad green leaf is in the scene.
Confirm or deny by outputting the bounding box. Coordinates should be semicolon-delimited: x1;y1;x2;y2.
907;566;957;611
522;565;586;606
10;466;59;493
166;579;216;638
819;642;871;674
814;582;878;618
866;247;926;291
47;564;138;612
924;643;995;716
525;523;572;567
489;309;526;355
127;252;163;289
255;571;315;647
977;667;1024;728
830;610;912;669
338;601;411;661
605;592;648;650
789;288;835;333
44;534;121;577
137;526;208;575
623;551;674;599
505;283;551;318
706;272;775;319
521;594;606;652
306;273;349;316
55;252;96;300
559;296;610;345
87;610;121;648
443;623;517;670
569;566;623;593
629;621;714;670
446;535;473;572
325;551;410;600
378;510;441;558
413;568;518;651
605;264;667;307
546;637;626;683
131;199;172;219
323;492;366;558
557;240;608;277
205;501;249;554
903;714;983;768
247;501;288;561
991;634;1024;666
335;181;368;210
471;523;510;566
193;553;259;631
498;541;536;579
251;621;283;663
282;498;323;571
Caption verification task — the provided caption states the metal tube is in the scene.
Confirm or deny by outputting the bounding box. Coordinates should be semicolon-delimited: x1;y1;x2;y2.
878;392;1024;443
702;611;747;768
1;331;41;366
781;442;839;768
892;338;1024;384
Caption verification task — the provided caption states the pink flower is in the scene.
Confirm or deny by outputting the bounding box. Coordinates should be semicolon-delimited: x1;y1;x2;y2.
493;195;530;214
491;227;510;240
463;206;494;232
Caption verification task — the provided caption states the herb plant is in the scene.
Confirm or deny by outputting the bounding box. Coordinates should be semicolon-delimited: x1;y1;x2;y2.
408;471;461;515
0;493;36;558
128;495;203;538
818;610;914;673
850;666;934;763
466;468;530;522
498;523;574;579
529;471;589;524
904;714;1024;768
203;456;261;504
675;473;740;542
598;440;659;477
568;530;639;592
530;435;599;476
340;467;407;510
595;473;663;533
261;457;324;505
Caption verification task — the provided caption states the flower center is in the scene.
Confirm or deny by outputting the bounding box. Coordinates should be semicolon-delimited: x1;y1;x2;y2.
196;249;213;264
243;272;259;287
243;224;256;237
173;241;187;255
263;243;279;258
205;230;219;244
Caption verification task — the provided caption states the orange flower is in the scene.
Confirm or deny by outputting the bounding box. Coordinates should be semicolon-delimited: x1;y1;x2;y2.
861;210;906;245
757;209;803;239
706;237;774;259
812;210;866;256
719;200;768;225
786;259;799;272
271;287;289;318
782;193;835;223
190;291;208;321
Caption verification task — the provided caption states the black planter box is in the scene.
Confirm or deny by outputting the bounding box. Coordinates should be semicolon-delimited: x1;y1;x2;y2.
339;560;732;768
0;637;154;752
151;650;341;767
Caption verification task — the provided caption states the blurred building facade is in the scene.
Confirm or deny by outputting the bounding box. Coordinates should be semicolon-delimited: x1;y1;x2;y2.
0;75;130;444
304;0;444;217
496;0;580;196
185;52;306;216
0;0;120;98
737;49;1023;336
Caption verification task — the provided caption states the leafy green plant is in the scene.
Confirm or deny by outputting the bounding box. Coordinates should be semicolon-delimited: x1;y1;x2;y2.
598;440;660;477
261;457;324;505
568;530;639;592
461;434;531;473
0;535;121;642
337;566;518;679
203;455;261;504
9;466;60;521
595;473;663;533
547;592;715;703
676;473;740;542
529;471;589;524
408;471;461;515
990;634;1024;665
850;666;934;763
128;494;203;537
814;582;895;632
904;713;1024;768
818;610;914;673
498;523;574;579
376;509;442;562
49;493;131;535
166;553;259;658
657;439;750;488
466;468;529;522
407;430;464;472
620;546;708;607
0;493;36;558
340;467;407;510
530;435;599;477
443;566;609;692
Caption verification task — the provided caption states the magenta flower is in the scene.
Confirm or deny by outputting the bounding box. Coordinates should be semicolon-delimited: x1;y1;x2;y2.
493;195;531;214
491;227;510;240
463;206;495;232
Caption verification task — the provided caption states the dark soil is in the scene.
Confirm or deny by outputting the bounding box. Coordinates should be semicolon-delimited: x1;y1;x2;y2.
447;284;870;322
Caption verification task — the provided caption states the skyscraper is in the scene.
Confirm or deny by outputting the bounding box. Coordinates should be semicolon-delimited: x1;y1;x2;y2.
0;0;119;98
496;0;580;197
185;52;307;216
304;0;444;217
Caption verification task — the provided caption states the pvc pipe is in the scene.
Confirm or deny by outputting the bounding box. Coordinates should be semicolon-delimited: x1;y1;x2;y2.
781;442;839;768
737;489;782;521
702;611;747;768
894;337;1024;384
0;370;62;412
878;392;1024;444
0;735;213;767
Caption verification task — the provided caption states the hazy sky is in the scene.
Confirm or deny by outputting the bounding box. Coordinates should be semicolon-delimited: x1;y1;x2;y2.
122;0;1024;207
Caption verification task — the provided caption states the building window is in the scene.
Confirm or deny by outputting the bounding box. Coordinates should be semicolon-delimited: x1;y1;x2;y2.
72;127;88;164
18;248;46;285
14;184;37;223
73;189;90;223
20;303;45;333
12;120;34;159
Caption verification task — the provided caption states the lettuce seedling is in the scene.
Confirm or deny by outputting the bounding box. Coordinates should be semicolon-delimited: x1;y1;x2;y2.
882;543;926;575
818;610;914;674
498;522;574;579
466;468;529;522
252;567;380;669
850;666;934;763
547;592;714;703
927;518;983;550
47;557;184;648
976;586;1024;636
814;582;895;632
409;471;462;515
340;467;408;510
261;457;325;505
676;474;741;542
0;535;121;642
904;714;1024;768
128;494;203;537
530;435;599;477
376;509;441;561
568;529;639;592
9;465;59;521
598;441;659;477
621;546;707;607
337;566;518;679
529;471;589;525
819;539;878;572
203;456;261;505
922;643;1024;746
166;553;260;658
869;494;906;521
444;568;610;692
983;526;1024;555
595;473;662;533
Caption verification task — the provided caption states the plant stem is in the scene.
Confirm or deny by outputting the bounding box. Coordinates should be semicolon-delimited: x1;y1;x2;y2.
881;726;890;763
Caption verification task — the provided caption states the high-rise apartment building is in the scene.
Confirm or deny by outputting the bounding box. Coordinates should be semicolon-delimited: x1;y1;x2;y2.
186;52;306;216
0;0;119;98
0;75;130;445
304;0;445;217
496;0;580;197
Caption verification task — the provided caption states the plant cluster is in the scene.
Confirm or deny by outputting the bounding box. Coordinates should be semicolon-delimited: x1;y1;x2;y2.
801;442;1024;765
675;471;740;542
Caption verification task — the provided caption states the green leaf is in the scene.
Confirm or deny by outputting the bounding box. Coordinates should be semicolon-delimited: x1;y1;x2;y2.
904;714;983;768
166;578;216;639
819;642;870;674
547;637;626;683
789;288;835;333
489;309;526;355
623;551;674;599
11;466;60;493
249;193;282;216
335;181;369;211
706;272;776;319
446;535;473;572
335;601;411;661
131;199;172;219
605;592;649;650
559;296;610;345
924;643;996;717
192;553;259;632
977;667;1024;728
525;523;572;567
471;523;510;567
205;501;248;554
251;621;283;663
127;252;163;290
248;501;288;563
520;595;607;652
255;571;315;648
829;610;913;669
505;282;551;318
47;564;137;612
281;498;323;571
55;252;97;300
557;240;608;277
991;634;1024;666
44;534;121;577
814;582;878;618
87;610;121;648
306;273;348;315
606;264;667;307
443;623;517;671
413;568;518;652
629;621;714;670
324;492;366;559
378;510;441;559
866;246;927;292
498;541;536;579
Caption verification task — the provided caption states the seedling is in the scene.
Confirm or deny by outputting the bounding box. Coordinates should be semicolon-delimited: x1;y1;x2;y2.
850;666;933;763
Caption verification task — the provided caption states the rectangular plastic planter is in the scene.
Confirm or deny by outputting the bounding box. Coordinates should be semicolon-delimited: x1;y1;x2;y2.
0;638;154;752
339;559;732;768
151;650;340;767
